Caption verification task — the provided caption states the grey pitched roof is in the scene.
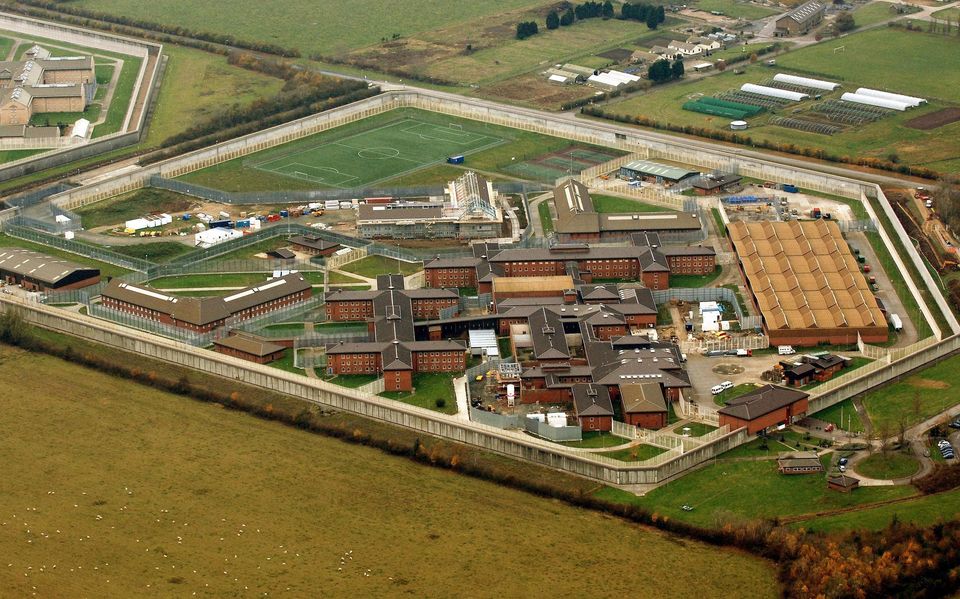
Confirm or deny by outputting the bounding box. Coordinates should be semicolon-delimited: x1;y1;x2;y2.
620;382;667;414
572;383;614;417
528;307;570;360
0;247;97;286
214;334;286;357
288;235;340;252
718;385;809;421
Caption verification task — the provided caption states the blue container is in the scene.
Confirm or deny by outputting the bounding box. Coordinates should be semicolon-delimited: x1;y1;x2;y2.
280;210;289;218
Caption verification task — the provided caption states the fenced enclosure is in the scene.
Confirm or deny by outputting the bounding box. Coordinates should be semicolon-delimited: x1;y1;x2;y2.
523;418;582;442
3;220;153;272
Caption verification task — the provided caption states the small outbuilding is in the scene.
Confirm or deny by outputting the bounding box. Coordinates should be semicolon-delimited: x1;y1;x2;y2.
777;451;824;474
827;474;860;493
213;334;287;364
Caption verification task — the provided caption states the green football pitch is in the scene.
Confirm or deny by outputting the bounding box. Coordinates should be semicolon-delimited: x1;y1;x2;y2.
248;118;504;188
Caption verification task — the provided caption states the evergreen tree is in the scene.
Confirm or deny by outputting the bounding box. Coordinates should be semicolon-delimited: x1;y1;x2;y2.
546;10;560;29
561;6;576;25
671;58;684;79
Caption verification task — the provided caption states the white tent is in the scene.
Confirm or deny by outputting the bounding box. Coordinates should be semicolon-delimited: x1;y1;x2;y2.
855;87;925;107
773;73;839;91
71;118;90;139
841;92;910;111
548;74;569;84
195;228;242;249
605;70;641;84
740;83;808;101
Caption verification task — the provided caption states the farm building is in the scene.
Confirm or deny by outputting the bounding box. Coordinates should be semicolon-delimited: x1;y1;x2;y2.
572;383;614;432
728;220;888;346
0;247;100;291
774;0;825;36
213;334;287;364
718;385;809;435
619;382;668;429
356;171;503;239
618;160;699;184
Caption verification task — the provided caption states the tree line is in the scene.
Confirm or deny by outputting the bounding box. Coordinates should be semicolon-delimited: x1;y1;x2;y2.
532;1;666;40
18;0;301;57
647;58;683;83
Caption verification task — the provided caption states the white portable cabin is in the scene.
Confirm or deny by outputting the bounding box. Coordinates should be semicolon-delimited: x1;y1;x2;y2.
855;88;926;108
889;313;903;331
772;73;839;91
841;92;910;111
71;118;90;139
195;228;242;249
740;83;808;101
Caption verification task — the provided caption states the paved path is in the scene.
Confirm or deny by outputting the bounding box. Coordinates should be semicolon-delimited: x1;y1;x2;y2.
452;374;470;421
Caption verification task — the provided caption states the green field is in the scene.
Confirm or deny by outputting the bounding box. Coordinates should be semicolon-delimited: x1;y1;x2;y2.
800;487;960;533
560;431;630;448
74;0;547;56
380;372;457;414
851;2;899;27
690;0;779;20
0;344;777;596
249;118;502;188
669;265;723;288
339;255;422;278
538;201;554;234
862;353;960;434
776;28;960;103
107;241;194;263
327;271;366;284
600;29;960;171
855;452;921;479
0;36;12;60
75;188;196;229
600;444;669;462
28;105;102;128
180;109;577;192
675;422;719;436
142;45;285;146
592;194;675;214
93;55;142;138
599;457;915;528
811;398;865;433
932;6;960;21
0;149;45;164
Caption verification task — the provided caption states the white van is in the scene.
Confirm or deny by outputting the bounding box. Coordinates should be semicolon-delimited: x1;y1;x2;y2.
720;381;734;391
711;384;725;395
778;345;796;355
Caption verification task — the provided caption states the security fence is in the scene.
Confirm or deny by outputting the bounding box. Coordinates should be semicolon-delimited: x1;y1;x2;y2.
469;407;523;429
1;183;75;210
3;220;153;271
88;302;218;346
523;418;582;442
652;287;753;322
150;176;547;205
230;296;326;334
681;334;770;354
357;377;385;395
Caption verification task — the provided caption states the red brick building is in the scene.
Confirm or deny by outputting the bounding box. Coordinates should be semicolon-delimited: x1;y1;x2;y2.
718;385;809;435
572;384;614;432
619;382;668;429
325;287;459;322
662;246;717;275
101;273;312;333
213;334;287;364
423;257;480;288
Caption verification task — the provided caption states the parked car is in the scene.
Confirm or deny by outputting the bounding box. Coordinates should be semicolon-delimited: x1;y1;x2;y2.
838;457;849;466
949;420;960;429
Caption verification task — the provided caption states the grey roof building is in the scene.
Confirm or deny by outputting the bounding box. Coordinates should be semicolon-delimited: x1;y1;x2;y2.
0;247;100;290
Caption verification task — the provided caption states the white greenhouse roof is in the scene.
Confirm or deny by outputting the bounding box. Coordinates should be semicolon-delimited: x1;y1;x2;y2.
841;92;909;111
773;73;838;91
855;88;926;107
741;83;808;101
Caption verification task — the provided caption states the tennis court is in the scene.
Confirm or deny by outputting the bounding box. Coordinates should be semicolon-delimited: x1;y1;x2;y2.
249;118;504;188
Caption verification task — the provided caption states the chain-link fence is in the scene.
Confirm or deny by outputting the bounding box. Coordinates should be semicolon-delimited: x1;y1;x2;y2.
3;220;153;271
229;296;326;334
150;176;548;206
88;302;218;346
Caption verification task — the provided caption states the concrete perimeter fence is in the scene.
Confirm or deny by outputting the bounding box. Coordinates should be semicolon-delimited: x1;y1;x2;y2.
1;294;752;485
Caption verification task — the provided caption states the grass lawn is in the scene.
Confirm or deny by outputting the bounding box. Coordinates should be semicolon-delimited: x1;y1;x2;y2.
932;6;960;21
675;422;718;437
92;54;143;138
0;35;12;60
538;201;554;234
690;0;779;20
142;45;285;146
560;431;630;449
28;104;102;128
801;357;873;391
151;272;276;289
0;232;131;278
811;398;864;433
108;242;194;263
313;321;369;332
380;373;457;414
600;444;669;462
179;109;579;192
340;255;422;278
327;271;366;284
265;349;299;373
322;373;378;388
670;265;722;288
597;456;916;528
0;344;779;596
261;322;306;335
713;383;759;407
0;149;45;163
591;194;675;214
862;353;960;434
776;29;960;103
851;1;900;27
75;188;196;229
855;452;921;480
799;486;960;533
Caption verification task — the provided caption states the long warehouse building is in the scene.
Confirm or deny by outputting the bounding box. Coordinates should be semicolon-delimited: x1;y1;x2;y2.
0;247;101;291
728;220;888;346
